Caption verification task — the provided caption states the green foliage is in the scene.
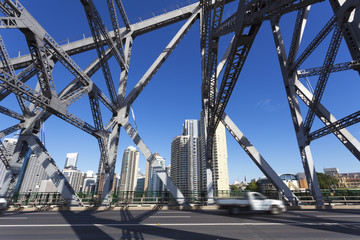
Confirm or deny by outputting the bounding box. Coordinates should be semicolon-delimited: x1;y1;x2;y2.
316;172;339;189
245;181;259;191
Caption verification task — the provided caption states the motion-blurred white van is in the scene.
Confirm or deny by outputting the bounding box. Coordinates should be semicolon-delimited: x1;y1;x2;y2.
0;198;7;210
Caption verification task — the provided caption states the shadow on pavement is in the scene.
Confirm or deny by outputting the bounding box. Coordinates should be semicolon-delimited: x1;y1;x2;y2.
58;205;241;240
183;208;360;238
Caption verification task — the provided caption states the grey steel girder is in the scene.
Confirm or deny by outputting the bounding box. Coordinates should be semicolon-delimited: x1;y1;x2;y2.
0;123;23;139
303;24;343;133
0;33;28;113
291;16;337;73
4;2;200;71
0;139;10;169
0;104;23;120
330;0;360;63
297;60;360;78
287;6;311;67
107;0;122;41
0;61;38;102
271;18;323;205
114;0;131;31
100;123;121;204
222;113;299;205
25;32;58;100
309;111;360;140
82;0;119;106
99;38;133;203
208;12;261;157
117;36;132;103
295;79;360;159
80;0;127;71
213;0;324;38
0;69;100;137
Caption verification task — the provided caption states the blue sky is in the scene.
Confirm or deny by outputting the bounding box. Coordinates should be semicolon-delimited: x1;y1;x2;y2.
1;0;360;184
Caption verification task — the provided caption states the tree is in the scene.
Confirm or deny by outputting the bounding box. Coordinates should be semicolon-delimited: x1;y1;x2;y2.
245;181;259;191
316;172;339;189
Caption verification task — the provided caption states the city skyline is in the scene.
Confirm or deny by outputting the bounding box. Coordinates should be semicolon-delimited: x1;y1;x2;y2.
0;0;359;189
1;135;357;193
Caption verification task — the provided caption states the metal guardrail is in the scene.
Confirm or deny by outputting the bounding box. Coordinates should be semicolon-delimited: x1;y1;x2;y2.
297;196;360;205
8;190;360;207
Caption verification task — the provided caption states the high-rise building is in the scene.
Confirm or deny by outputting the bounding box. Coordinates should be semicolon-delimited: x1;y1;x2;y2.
119;146;139;192
212;122;229;191
171;135;189;196
199;110;229;193
171;119;202;199
82;171;96;193
64;153;79;169
145;153;165;194
136;176;145;192
183;120;200;193
62;168;84;193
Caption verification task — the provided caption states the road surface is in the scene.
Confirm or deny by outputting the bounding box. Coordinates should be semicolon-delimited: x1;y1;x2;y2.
1;208;360;239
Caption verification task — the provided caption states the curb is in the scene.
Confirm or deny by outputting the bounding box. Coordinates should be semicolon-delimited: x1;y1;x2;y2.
3;204;360;212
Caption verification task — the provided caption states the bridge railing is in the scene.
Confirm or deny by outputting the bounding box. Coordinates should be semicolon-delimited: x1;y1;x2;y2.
8;189;360;207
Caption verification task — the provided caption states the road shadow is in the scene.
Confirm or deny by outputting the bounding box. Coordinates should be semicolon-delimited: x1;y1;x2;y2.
182;208;360;238
57;205;241;240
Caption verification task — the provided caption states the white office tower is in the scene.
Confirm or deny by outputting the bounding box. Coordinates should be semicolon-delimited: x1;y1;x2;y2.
83;171;97;193
212;122;229;191
119;146;139;192
183;120;200;194
145;153;165;194
199;110;229;193
64;153;79;169
20;154;48;193
62;168;84;193
171;135;190;196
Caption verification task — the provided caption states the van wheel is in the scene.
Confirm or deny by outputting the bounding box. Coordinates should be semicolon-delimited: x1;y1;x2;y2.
270;205;280;215
230;207;241;215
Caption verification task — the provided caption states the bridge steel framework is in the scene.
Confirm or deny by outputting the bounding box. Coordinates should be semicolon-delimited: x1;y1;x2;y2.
0;0;359;206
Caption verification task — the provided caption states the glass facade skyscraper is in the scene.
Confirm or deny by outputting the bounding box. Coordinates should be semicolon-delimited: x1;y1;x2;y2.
119;146;139;192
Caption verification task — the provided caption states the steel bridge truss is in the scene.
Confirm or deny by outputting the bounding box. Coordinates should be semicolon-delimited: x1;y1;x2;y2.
0;0;359;206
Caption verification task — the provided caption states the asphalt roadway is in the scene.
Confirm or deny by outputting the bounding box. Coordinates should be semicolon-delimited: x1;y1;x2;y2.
0;208;360;240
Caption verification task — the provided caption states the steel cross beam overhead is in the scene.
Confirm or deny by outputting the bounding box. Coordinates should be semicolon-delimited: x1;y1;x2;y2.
0;0;360;208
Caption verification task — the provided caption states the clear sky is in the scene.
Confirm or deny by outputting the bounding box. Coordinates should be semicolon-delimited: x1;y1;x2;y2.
1;0;360;184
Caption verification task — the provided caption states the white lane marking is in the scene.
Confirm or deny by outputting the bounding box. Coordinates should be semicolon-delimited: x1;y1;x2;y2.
0;222;359;227
316;215;360;218
149;216;191;218
13;213;60;215
156;212;192;214
0;217;28;220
